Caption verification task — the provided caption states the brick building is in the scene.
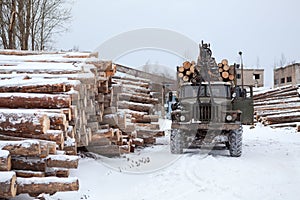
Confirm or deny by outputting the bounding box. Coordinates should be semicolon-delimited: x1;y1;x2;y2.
236;68;264;87
274;63;300;87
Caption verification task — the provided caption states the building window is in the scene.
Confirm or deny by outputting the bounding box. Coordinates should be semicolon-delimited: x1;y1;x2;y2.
281;78;285;84
287;76;292;82
253;73;260;80
274;79;278;85
237;74;241;79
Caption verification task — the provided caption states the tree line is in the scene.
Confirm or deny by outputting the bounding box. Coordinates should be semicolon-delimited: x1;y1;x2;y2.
0;0;72;50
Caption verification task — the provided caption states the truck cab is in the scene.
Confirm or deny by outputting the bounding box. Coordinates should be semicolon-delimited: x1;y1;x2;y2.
171;82;244;157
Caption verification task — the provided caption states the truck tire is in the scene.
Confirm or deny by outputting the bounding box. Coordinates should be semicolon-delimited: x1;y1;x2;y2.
170;129;183;154
228;129;242;157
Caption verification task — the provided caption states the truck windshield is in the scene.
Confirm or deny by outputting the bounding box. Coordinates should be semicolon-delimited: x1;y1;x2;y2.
207;85;230;98
181;85;205;98
180;84;230;98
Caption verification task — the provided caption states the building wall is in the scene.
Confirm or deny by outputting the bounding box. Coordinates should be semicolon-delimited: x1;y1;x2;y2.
236;69;264;87
274;63;300;87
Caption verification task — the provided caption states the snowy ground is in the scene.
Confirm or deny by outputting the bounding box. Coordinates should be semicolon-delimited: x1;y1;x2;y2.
13;121;300;200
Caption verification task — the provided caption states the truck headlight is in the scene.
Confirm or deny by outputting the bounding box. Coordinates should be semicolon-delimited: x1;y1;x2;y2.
180;115;186;121
226;115;233;121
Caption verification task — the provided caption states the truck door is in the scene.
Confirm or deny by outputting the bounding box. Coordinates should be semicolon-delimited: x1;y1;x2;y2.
232;86;254;124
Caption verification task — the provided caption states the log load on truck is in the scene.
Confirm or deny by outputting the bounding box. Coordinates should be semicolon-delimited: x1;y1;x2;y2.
170;41;254;157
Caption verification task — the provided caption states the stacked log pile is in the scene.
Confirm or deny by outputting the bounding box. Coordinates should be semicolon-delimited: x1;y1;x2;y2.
0;140;79;198
0;50;167;197
111;76;164;149
253;85;300;131
0;51;114;197
217;59;236;82
176;59;234;84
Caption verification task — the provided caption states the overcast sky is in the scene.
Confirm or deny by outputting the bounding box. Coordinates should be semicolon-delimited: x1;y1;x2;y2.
57;0;300;87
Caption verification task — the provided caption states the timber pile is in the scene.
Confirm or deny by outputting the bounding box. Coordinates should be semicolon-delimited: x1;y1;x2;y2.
217;59;236;82
0;140;79;198
0;51;115;197
253;85;300;131
111;76;164;150
176;59;234;84
86;75;164;156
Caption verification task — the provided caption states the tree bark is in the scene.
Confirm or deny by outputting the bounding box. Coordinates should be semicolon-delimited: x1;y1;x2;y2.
133;115;159;123
0;150;11;171
45;155;79;169
0;171;17;198
16;177;79;195
15;170;45;178
0;93;71;109
118;101;153;113
0;110;50;135
0;130;64;146
118;93;159;104
0;140;40;156
0;134;56;155
0;83;67;93
11;156;46;171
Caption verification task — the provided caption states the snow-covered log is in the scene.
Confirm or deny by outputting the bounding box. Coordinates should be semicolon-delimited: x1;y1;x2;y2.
0;150;11;171
136;130;165;138
0;171;17;198
263;112;300;125
88;145;120;157
0;140;40;156
118;101;153;113
15;170;45;178
132;115;159;123
11;157;46;171
0;134;57;155
0;93;71;109
45;167;70;178
253;85;297;100
136;123;160;130
45;155;79;169
112;79;149;88
118;93;159;104
122;85;151;94
16;177;79;195
0;130;64;146
0;109;50;134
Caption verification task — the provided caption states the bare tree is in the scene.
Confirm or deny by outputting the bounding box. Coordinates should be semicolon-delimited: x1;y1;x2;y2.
0;0;72;50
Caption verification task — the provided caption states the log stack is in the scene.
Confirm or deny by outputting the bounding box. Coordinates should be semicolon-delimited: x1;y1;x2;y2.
176;59;234;84
0;140;79;198
0;50;167;197
86;74;164;156
253;85;300;131
113;76;164;146
217;59;236;82
0;51;112;198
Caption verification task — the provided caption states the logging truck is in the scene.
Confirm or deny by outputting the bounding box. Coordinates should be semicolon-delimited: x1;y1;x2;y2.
170;41;253;157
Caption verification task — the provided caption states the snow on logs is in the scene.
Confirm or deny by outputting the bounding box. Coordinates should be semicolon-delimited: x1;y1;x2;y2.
16;177;79;196
254;85;300;131
0;171;17;198
0;93;71;109
0;51;166;197
0;109;50;134
0;150;11;171
0;52;108;198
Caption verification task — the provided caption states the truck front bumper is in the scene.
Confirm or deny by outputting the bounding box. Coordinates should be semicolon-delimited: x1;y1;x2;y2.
171;122;241;131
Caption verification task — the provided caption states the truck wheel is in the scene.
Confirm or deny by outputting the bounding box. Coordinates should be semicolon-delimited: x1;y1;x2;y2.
170;129;183;154
228;129;242;157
